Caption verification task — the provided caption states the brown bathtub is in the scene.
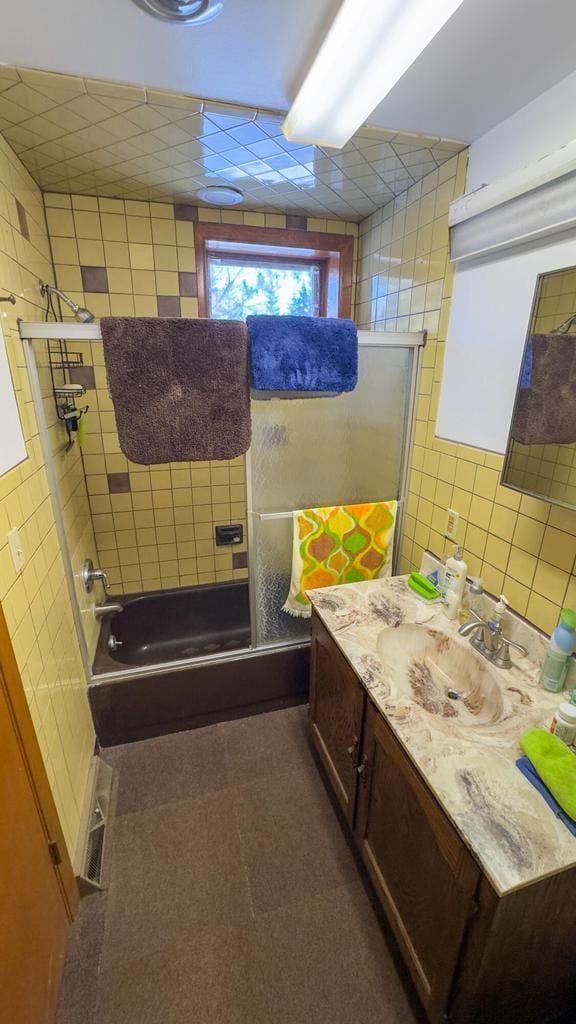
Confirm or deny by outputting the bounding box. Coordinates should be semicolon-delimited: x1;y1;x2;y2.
90;581;309;745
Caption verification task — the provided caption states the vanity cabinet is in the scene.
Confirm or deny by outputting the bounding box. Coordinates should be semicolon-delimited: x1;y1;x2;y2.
355;700;480;1022
309;610;365;825
309;611;576;1024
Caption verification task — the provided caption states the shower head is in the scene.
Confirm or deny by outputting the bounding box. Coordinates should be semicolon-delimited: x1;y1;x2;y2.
74;305;96;323
40;282;96;324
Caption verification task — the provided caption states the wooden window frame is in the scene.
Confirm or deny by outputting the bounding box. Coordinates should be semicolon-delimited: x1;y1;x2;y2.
195;223;354;319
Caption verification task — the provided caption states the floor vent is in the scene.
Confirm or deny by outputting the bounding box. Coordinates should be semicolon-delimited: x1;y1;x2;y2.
77;756;113;896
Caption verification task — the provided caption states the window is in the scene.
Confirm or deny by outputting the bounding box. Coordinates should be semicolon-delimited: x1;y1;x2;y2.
208;255;321;319
195;223;354;321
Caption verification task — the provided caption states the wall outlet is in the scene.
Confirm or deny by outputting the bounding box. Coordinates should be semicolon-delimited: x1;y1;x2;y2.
444;508;459;541
7;527;25;572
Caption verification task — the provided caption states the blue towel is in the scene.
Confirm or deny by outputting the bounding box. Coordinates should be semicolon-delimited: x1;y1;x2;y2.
516;756;576;836
246;315;358;393
519;340;533;389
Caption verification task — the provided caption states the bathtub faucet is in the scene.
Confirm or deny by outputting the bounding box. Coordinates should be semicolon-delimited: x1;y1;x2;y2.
94;602;123;620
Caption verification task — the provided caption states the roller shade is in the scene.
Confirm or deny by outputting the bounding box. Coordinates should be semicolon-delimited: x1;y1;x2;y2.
449;140;576;263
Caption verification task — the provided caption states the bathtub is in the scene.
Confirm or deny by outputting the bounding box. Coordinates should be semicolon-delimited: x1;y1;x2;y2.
90;581;309;745
93;580;251;670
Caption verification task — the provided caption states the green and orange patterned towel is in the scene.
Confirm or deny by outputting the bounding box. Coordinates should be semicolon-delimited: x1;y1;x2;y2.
283;501;397;617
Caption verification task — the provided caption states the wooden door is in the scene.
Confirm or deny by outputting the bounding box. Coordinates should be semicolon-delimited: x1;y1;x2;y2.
355;701;480;1023
309;612;365;825
0;603;77;1024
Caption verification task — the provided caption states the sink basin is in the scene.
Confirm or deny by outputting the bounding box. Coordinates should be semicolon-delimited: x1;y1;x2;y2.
376;624;505;728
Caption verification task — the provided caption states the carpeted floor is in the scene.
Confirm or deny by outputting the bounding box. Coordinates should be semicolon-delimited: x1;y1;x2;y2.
56;705;423;1024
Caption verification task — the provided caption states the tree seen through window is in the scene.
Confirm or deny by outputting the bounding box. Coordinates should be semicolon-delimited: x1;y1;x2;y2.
208;260;318;320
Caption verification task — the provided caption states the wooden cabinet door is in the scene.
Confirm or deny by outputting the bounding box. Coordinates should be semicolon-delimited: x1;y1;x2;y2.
309;612;365;826
355;701;480;1024
0;605;75;1024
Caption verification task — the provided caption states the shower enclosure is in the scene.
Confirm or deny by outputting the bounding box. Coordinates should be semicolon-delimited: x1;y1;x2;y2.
20;320;423;743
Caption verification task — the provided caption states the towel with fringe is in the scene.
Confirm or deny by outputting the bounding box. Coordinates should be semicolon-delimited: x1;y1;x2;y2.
283;501;397;617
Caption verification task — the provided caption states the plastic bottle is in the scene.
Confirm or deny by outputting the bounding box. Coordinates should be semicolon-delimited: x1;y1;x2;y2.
539;608;576;694
443;546;468;599
550;702;576;747
444;588;462;621
488;594;509;633
459;577;484;625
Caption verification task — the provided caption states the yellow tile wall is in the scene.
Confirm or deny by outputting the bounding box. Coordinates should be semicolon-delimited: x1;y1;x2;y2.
45;191;358;594
0;134;94;858
358;151;576;637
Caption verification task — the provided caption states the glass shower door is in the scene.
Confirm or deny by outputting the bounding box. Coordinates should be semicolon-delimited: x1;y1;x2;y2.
247;334;422;648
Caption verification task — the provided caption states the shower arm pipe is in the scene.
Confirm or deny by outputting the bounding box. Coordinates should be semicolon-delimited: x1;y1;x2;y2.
40;283;80;315
39;282;95;323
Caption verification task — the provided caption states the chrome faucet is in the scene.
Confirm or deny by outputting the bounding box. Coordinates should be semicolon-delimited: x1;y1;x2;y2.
94;602;123;620
458;611;527;668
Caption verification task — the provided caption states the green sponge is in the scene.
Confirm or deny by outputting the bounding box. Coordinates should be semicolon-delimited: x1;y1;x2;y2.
520;728;576;822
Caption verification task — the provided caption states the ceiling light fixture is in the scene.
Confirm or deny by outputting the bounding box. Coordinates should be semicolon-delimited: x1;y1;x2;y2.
282;0;466;149
196;185;243;206
131;0;224;24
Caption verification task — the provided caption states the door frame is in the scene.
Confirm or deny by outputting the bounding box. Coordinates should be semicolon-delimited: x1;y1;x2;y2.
0;600;79;919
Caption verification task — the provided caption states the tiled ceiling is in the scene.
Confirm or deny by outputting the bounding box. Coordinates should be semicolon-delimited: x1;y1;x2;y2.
0;66;465;221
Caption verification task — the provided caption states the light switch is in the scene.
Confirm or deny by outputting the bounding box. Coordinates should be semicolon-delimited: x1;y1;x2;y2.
7;527;25;572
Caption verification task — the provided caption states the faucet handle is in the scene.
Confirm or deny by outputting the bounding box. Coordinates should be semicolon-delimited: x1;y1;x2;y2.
81;558;109;593
492;634;528;669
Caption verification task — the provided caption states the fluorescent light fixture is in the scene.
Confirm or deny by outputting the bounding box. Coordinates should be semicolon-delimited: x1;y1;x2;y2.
283;0;466;149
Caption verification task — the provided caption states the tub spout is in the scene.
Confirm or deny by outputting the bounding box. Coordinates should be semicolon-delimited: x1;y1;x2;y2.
94;602;123;619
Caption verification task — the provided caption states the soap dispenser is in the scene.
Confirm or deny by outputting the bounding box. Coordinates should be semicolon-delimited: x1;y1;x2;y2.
443;546;467;598
488;594;508;633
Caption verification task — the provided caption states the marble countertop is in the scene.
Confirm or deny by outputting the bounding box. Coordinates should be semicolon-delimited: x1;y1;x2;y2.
308;575;576;896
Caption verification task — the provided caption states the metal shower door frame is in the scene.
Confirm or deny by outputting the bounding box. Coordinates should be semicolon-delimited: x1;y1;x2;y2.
245;329;426;652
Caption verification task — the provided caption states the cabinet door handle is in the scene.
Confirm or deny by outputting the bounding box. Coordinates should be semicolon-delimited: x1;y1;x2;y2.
347;736;359;763
357;753;370;784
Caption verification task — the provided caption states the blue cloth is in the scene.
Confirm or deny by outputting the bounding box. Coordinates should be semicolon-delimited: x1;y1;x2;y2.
246;315;358;393
519;340;533;388
516;756;576;836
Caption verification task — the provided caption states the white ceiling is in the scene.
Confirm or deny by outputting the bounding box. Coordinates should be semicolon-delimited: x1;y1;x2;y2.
0;0;575;143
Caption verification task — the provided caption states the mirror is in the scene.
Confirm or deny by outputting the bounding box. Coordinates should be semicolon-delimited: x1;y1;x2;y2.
502;265;576;510
0;320;26;475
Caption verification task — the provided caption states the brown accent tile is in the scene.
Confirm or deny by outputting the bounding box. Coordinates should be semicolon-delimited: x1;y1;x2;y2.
174;203;198;222
69;365;96;390
286;215;307;230
157;295;181;317
233;551;248;570
108;473;131;494
81;265;109;293
178;271;197;297
15;199;29;240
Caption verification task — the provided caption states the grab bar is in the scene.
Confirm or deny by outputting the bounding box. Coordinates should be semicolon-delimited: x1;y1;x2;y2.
249;511;293;520
249;500;402;521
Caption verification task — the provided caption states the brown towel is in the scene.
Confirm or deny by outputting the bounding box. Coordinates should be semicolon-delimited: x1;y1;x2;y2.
512;333;576;446
100;317;251;464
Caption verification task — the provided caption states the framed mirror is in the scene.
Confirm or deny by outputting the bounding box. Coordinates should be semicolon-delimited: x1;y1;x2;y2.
502;265;576;509
0;320;26;475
